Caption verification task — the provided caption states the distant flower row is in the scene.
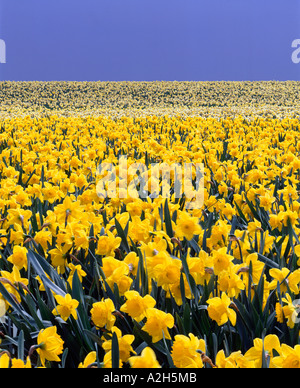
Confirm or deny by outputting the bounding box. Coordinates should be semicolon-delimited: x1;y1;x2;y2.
0;81;299;119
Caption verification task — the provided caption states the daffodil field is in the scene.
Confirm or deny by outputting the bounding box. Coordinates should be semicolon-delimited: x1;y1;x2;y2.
1;81;300;368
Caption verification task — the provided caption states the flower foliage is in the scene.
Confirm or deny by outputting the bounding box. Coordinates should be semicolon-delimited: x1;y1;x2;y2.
0;82;300;368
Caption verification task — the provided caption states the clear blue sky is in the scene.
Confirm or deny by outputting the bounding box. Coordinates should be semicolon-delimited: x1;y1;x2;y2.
0;0;300;81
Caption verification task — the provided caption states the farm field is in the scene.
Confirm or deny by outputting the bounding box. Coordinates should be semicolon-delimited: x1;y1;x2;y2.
0;81;300;368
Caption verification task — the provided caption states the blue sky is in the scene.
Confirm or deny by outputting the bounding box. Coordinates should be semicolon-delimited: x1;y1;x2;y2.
0;0;300;81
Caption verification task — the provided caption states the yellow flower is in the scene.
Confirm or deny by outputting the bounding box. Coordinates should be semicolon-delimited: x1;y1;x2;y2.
54;195;84;224
102;256;127;278
14;189;32;207
207;219;231;249
281;209;298;227
120;290;156;322
78;351;97;368
142;308;174;343
152;256;182;290
102;327;135;363
207;292;236;326
238;252;264;287
35;272;53;292
168;274;192;306
128;216;152;244
128;347;161;368
217;263;245;298
275;302;285;324
0;266;29;303
259;191;274;211
215;350;255;368
7;245;28;271
126;201;144;217
244;335;281;368
76;173;87;189
211;247;234;275
140;238;169;259
96;231;122;257
106;265;133;296
0;353;10;368
42;182;63;204
282;293;298;329
90;298;116;330
215;350;238;368
269;214;283;231
175;212;202;241
48;245;70;273
102;350;122;368
187;250;213;286
36;326;64;367
11;357;32;368
67;263;87;288
269;268;300;295
171;333;205;368
34;230;52;252
145;250;170;279
52;293;79;321
124;252;139;276
222;203;235;220
7;208;32;228
10;224;24;245
272;344;300;368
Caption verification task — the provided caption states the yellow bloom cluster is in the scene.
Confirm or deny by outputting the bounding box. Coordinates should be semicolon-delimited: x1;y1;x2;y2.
0;82;300;369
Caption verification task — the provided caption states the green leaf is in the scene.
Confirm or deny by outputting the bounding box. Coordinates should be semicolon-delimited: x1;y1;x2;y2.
23;293;45;330
61;348;69;368
257;253;280;269
83;329;103;347
234;201;248;224
162;332;174;368
164;199;174;239
17;330;24;360
114;218;130;253
112;332;120;368
0;281;31;322
72;270;92;333
252;264;266;314
175;312;186;335
179;272;186;307
179;253;198;300
261;330;269;368
136;248;148;296
27;249;66;294
188;238;201;255
183;303;192;334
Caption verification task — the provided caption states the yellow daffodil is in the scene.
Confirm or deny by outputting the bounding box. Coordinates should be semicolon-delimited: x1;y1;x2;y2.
175;212;202;241
171;333;205;368
207;292;237;326
7;246;28;271
0;353;10;368
36;326;64;367
244;335;281;368
128;347;161;368
142;308;174;343
52;293;79;321
78;352;97;368
90;298;116;330
102;327;135;363
120;290;156;322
